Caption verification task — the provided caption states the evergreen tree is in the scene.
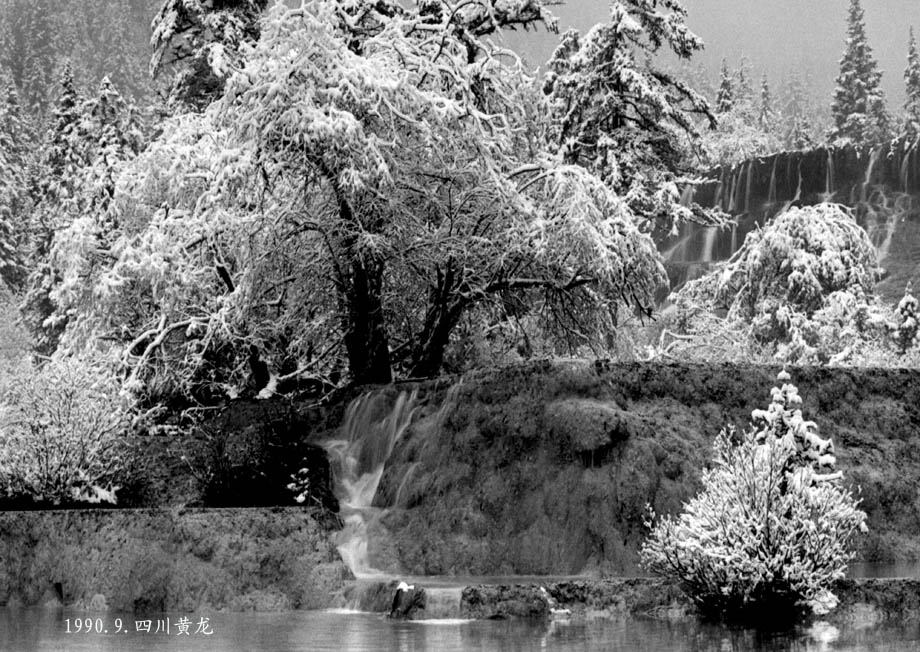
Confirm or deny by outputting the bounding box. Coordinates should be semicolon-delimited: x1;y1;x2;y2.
544;0;722;231
736;56;755;106
759;73;777;131
829;0;890;146
76;76;144;218
716;59;734;114
33;61;84;225
0;80;32;286
785;73;817;150
905;27;920;136
20;62;88;355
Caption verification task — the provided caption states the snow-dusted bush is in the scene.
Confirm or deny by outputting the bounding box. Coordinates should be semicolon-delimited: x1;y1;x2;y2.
641;371;866;621
0;356;129;504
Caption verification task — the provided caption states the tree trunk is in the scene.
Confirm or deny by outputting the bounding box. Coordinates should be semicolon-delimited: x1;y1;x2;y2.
343;255;392;385
407;276;466;378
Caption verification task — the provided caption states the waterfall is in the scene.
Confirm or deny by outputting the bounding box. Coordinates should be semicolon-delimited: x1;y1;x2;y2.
902;135;920;193
767;157;778;205
823;148;836;202
701;226;718;263
664;138;920;301
861;147;881;204
324;389;420;578
744;159;753;214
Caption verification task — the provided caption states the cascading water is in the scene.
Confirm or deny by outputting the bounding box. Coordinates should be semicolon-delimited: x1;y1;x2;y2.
324;389;420;579
660;137;920;299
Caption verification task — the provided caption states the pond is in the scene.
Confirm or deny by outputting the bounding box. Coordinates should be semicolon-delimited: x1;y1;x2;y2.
3;607;920;652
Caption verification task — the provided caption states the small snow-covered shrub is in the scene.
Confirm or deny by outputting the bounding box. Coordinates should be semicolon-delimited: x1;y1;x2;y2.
640;371;866;622
892;284;920;353
0;356;129;505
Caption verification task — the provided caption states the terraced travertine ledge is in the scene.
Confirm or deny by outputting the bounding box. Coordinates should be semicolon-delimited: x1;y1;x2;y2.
0;508;351;612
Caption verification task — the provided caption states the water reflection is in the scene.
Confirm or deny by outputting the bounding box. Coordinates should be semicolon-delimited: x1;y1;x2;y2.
2;608;919;652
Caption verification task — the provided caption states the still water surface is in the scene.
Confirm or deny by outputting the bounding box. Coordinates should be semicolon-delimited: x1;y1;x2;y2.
2;607;920;652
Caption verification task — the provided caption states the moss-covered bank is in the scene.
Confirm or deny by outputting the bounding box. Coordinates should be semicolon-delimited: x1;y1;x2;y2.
0;508;350;611
292;361;920;576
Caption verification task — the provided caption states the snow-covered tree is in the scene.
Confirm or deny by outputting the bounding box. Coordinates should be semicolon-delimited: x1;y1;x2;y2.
698;64;783;167
542;0;722;231
829;0;890;146
671;204;884;364
784;72;818;150
642;371;866;621
20;70;143;356
759;73;776;131
716;59;734;114
18;62;87;354
735;56;754;106
904;27;920;136
151;0;270;110
47;0;680;403
71;76;145;216
0;79;34;287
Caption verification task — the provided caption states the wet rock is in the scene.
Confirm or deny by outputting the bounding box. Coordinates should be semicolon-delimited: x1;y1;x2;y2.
388;582;426;620
461;585;550;619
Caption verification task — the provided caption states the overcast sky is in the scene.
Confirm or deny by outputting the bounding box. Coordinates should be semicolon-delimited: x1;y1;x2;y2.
505;0;920;106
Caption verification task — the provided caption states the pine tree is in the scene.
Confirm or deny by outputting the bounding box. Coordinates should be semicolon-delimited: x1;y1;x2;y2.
905;27;920;137
785;73;817;150
20;61;88;355
36;61;84;211
829;0;890;146
736;56;754;106
543;0;721;231
0;80;32;287
716;59;734;114
76;76;144;218
759;73;776;131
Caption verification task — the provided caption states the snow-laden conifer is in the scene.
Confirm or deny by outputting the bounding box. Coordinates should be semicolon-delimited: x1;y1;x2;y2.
829;0;890;146
716;59;734;114
0;79;32;287
759;73;776;131
784;73;818;150
542;0;724;231
904;27;920;136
